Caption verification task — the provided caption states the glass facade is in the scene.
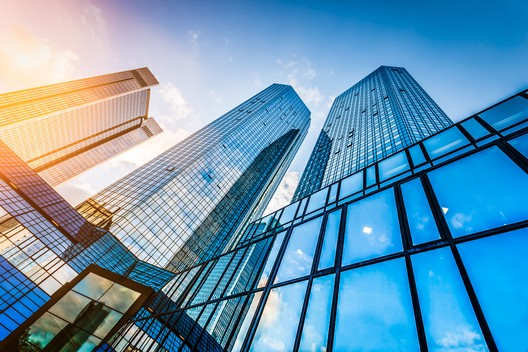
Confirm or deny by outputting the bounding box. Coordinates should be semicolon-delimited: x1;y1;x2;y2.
294;65;452;200
104;89;528;351
0;67;162;186
77;84;311;272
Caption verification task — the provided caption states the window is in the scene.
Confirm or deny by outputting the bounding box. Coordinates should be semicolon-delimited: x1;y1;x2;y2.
318;209;341;270
306;188;328;214
378;151;410;181
423;127;469;159
257;231;286;288
339;172;363;199
479;96;528;131
508;132;528;158
428;146;528;237
461;118;490;140
408;144;426;166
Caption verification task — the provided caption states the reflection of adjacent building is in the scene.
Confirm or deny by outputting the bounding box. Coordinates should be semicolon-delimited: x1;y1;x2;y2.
0;67;162;186
77;83;311;271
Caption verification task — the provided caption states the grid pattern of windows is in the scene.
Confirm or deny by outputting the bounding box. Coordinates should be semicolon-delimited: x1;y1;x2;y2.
0;68;161;186
294;66;452;200
105;90;528;352
77;84;311;271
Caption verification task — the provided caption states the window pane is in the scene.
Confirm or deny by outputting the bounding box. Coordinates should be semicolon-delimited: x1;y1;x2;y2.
73;273;113;301
23;312;68;348
508;132;528;158
328;183;338;204
412;247;487;351
318;210;341;270
232;292;262;352
428;146;528;237
400;178;440;245
423;127;469;159
479;96;528;131
342;189;402;265
280;202;299;224
257;231;286;288
339;171;363;199
250;280;308;351
458;228;528;351
408;144;426;166
366;166;376;186
461;118;490;140
378;151;410;181
333;258;419;351
48;291;91;323
276;217;323;283
99;283;141;313
299;274;334;351
306;188;328;214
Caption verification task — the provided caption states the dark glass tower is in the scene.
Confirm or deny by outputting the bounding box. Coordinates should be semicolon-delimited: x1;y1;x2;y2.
77;84;311;271
294;65;452;200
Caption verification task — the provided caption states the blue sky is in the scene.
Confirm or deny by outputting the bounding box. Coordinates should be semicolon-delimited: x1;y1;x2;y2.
1;0;526;208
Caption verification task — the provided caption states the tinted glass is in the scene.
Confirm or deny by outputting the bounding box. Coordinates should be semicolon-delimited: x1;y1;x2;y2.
232;292;262;352
366;166;376;186
99;283;141;313
251;280;308;351
423;127;469;159
461;118;490;140
333;258;419;351
342;189;402;265
339;171;363;199
400;178;440;245
412;247;487;351
257;231;286;288
508;132;528;158
318;210;341;270
306;188;328;213
479;96;528;131
458;228;528;351
408;144;426;166
276;216;323;283
428;147;528;237
280;202;299;224
73;273;113;300
299;274;334;351
378;151;410;181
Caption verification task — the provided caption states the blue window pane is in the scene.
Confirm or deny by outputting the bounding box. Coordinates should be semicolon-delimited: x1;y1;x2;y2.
423;126;470;159
257;231;286;288
400;178;440;245
339;171;363;199
299;274;334;351
333;258;419;351
250;280;308;351
366;166;376;186
328;183;338;204
461;118;490;140
412;247;487;351
428;146;528;237
378;151;410;181
306;188;328;214
276;216;323;283
233;292;262;352
479;96;528;131
279;202;299;224
318;209;341;270
508;132;528;158
342;189;402;265
458;228;528;351
408;144;426;166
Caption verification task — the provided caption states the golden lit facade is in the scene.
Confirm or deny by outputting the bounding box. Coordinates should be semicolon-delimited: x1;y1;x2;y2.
0;68;162;186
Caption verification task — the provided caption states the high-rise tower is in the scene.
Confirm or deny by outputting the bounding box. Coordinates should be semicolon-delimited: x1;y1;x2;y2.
77;84;311;271
0;68;162;186
294;65;452;200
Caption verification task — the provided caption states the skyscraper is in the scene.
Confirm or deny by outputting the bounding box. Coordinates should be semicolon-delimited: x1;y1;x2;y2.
77;83;310;271
294;65;452;200
0;67;162;186
107;86;528;352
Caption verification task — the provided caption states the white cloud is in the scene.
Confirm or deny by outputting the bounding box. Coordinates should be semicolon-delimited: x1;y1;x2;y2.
437;327;485;350
159;82;194;122
0;27;79;92
264;171;299;215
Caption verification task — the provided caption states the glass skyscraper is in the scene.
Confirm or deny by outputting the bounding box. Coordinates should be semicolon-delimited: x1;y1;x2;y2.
0;67;162;186
107;87;528;352
77;83;310;271
294;66;452;200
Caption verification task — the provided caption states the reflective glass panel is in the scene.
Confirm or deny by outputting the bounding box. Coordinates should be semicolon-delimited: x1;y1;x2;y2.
400;178;440;245
251;280;308;351
306;188;328;213
428;146;528;237
479;96;528;131
299;274;334;351
48;291;91;323
366;166;376;186
257;231;286;288
232;292;262;352
99;283;141;313
279;202;299;224
458;228;528;351
318;209;341;270
508;132;528;158
342;189;402;265
378;151;410;181
24;312;68;348
461;118;490;140
339;171;363;199
73;273;113;300
333;258;419;351
328;183;338;204
276;217;323;283
408;144;426;166
423;127;469;159
412;247;487;351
